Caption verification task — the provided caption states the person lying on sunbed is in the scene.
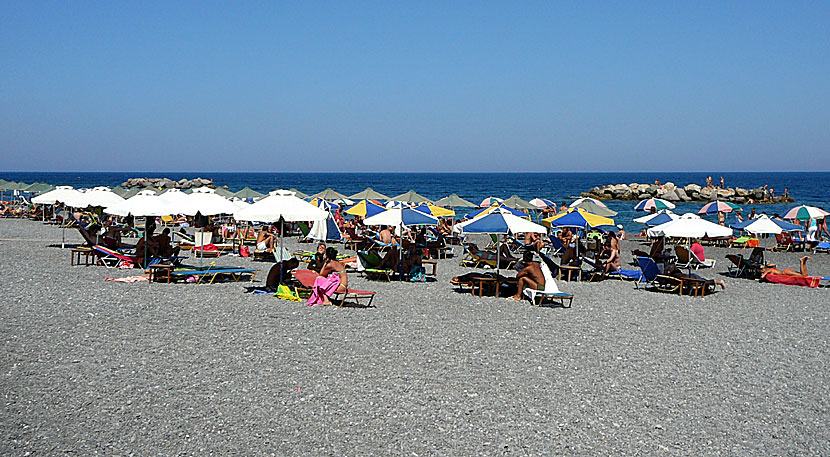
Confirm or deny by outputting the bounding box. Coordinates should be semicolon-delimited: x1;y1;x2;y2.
379;226;394;245
664;263;726;290
307;248;348;306
761;256;811;279
508;251;545;301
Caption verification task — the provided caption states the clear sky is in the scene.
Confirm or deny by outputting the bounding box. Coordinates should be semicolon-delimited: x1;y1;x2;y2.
1;1;828;172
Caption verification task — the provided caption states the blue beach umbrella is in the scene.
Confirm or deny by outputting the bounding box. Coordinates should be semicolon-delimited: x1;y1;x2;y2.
466;204;529;220
454;209;547;281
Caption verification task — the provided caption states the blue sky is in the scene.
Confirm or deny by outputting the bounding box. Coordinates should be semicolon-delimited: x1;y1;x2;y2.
1;1;828;172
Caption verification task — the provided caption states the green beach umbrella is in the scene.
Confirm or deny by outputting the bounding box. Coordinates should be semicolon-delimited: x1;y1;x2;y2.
288;188;309;199
233;187;265;200
434;194;475;208
310;188;350;201
390;190;431;204
501;195;537;210
348;187;390;201
570;199;618;217
212;187;236;198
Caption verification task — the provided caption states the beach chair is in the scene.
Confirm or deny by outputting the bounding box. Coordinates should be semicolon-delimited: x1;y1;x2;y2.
462;243;498;269
522;262;573;307
773;232;804;252
292;269;376;307
730;236;759;249
92;245;137;268
168;266;258;284
356;250;396;281
547;236;564;257
675;246;715;270
815;241;830;253
297;222;312;243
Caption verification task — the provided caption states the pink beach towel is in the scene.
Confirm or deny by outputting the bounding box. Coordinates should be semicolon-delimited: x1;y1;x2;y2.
307;273;341;306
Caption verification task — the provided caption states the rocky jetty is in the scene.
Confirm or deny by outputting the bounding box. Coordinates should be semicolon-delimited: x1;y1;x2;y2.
119;177;228;190
581;182;794;204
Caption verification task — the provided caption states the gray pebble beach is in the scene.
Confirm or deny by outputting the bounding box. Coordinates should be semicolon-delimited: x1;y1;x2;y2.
1;218;828;455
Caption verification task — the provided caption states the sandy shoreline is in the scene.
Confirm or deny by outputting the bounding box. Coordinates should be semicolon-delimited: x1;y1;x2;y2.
1;218;828;455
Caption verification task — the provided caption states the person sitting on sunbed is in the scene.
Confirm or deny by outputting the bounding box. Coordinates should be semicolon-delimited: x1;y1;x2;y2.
761;256;812;279
153;228;181;258
603;231;621;274
524;232;545;252
307;247;348;306
266;258;301;291
379;226;394;245
307;242;327;272
256;225;276;253
508;251;545;301
135;234;160;267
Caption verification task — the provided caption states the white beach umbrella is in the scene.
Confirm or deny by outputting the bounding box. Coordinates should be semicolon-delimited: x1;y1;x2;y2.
737;214;783;235
647;216;732;238
78;188;125;208
104;195;174;217
235;191;328;223
633;210;678;225
180;192;238;216
32;186;84;206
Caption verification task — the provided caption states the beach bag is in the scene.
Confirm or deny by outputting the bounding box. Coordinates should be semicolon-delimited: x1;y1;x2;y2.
239;246;250;257
275;284;302;301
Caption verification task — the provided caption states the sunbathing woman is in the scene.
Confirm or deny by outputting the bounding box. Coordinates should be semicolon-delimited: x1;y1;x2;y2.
307;247;348;306
761;256;811;279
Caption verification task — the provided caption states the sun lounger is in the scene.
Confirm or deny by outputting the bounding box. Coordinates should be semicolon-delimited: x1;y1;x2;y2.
522;262;573;307
356;250;396;281
675;246;715;270
168;266;258;284
292;269;376;307
814;241;830;253
93;245;137;268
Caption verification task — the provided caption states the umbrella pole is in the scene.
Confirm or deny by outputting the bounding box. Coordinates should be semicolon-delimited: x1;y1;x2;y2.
61;209;65;249
399;223;404;281
496;237;500;297
279;219;284;285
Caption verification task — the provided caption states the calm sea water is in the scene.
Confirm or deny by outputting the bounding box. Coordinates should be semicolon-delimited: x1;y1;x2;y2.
3;171;828;224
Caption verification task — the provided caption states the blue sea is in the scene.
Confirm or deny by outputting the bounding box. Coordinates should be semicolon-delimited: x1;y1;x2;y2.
2;172;828;224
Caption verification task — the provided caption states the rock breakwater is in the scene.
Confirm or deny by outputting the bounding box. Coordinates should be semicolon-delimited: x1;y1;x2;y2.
120;177;228;190
581;182;793;204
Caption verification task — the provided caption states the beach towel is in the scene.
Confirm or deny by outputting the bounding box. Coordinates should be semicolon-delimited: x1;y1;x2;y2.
307;272;341;305
105;275;148;283
763;274;820;288
194;243;218;252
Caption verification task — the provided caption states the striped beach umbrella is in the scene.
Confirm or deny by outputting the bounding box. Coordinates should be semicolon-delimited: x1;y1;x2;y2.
543;208;614;229
529;198;556;209
467;204;529;220
782;205;829;221
412;202;455;217
698;200;741;214
345;200;386;218
478;196;504;208
569;197;608;208
633;198;675;212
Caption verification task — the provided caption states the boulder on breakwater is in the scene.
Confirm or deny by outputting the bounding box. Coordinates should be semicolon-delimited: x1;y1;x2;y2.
119;177;229;190
581;182;794;204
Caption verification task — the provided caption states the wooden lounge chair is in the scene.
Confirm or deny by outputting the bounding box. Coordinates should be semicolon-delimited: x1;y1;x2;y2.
292;269;376;307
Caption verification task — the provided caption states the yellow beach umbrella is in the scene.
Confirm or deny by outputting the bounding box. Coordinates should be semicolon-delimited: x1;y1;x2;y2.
542;208;615;228
412;202;455;217
345;199;386;217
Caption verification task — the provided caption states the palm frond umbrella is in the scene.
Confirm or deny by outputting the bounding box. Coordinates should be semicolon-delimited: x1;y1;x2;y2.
453;208;547;285
349;188;390;201
310;188;349;201
390;190;431;204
